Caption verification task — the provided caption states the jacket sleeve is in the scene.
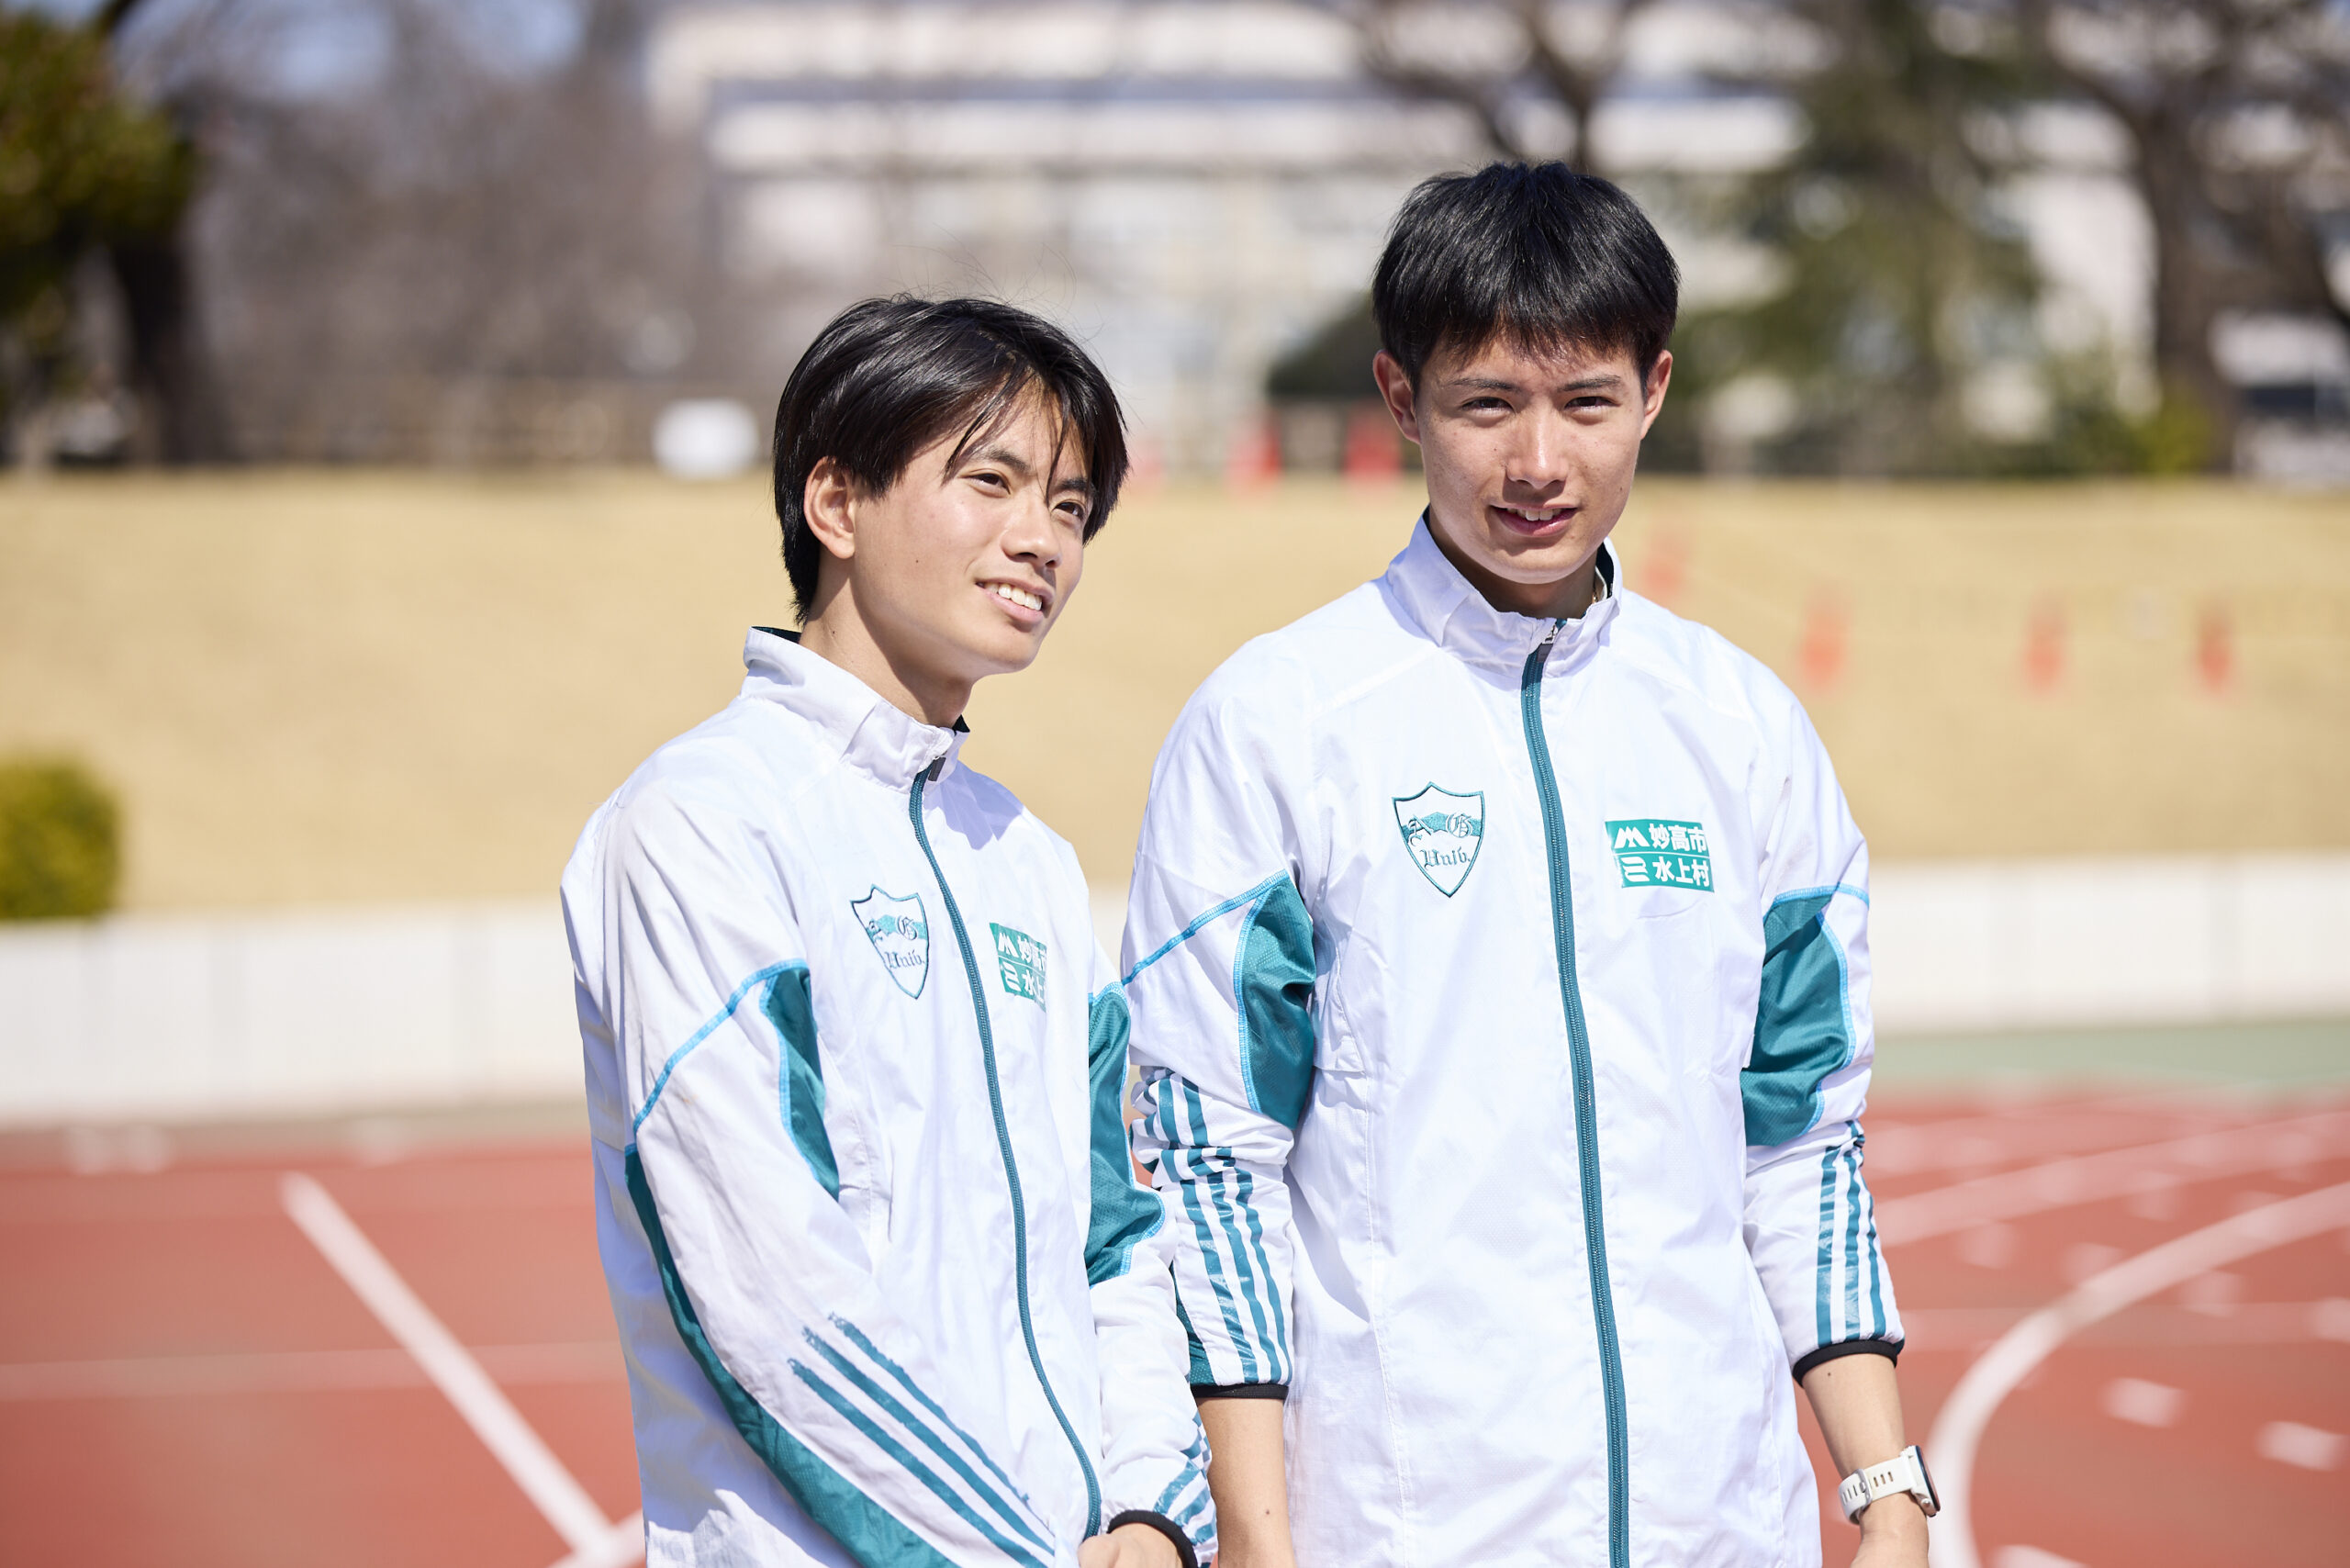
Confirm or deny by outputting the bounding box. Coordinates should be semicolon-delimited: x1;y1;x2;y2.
1081;948;1216;1568
1740;699;1906;1379
602;784;1074;1568
1121;690;1315;1399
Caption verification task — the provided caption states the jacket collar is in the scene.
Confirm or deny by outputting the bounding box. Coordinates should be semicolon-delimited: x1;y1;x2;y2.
1381;515;1623;671
739;627;969;790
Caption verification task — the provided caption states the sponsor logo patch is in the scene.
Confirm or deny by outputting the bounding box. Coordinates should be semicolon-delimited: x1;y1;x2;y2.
990;923;1047;1007
851;887;931;997
1393;784;1485;897
1606;818;1714;891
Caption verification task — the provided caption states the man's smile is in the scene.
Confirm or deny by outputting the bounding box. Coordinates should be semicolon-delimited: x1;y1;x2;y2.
982;578;1051;622
1489;501;1578;536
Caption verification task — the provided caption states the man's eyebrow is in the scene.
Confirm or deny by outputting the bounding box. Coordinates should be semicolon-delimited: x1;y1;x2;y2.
963;441;1094;498
966;443;1036;479
1442;372;1628;394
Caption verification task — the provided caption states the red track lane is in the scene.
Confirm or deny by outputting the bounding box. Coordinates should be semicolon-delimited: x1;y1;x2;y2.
0;1146;636;1568
3;1093;2345;1568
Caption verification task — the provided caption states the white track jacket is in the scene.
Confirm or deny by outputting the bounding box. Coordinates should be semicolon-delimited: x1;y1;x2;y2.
565;630;1214;1568
1124;521;1903;1568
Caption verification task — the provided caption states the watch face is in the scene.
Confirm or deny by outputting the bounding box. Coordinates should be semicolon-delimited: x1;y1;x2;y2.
1912;1446;1941;1516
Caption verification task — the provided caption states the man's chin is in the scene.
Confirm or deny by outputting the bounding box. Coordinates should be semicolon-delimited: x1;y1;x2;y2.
949;627;1046;683
1480;529;1594;577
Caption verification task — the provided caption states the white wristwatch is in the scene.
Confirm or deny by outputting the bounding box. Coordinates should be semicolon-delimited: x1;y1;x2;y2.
1837;1445;1940;1522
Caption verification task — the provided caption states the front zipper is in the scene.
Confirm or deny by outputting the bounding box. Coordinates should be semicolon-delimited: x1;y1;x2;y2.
1520;628;1630;1568
909;758;1103;1536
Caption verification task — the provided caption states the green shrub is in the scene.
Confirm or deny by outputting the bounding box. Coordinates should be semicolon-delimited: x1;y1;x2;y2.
0;757;121;920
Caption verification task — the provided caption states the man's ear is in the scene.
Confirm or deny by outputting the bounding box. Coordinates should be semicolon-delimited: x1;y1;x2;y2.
1372;351;1422;445
802;456;858;564
1638;351;1673;436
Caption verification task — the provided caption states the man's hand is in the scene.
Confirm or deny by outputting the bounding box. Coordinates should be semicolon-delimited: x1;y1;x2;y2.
1850;1493;1930;1568
1078;1522;1182;1568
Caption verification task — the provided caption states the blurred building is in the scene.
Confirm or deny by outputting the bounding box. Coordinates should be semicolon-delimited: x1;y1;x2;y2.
646;0;1799;474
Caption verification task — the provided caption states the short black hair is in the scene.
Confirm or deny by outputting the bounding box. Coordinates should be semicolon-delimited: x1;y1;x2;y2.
772;296;1129;619
1371;162;1680;389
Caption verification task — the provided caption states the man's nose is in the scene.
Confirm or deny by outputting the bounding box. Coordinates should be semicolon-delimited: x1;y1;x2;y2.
1003;499;1062;566
1508;411;1576;490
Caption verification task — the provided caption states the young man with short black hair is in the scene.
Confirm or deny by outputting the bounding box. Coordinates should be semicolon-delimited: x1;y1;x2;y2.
567;297;1212;1568
1125;165;1930;1567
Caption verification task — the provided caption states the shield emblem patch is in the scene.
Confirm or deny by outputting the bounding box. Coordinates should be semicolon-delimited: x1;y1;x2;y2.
1393;784;1485;897
850;887;930;998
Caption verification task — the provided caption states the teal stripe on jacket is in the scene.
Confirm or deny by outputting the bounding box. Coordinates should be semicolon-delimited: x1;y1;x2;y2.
1085;987;1164;1284
1237;878;1316;1130
1744;890;1855;1148
798;1331;1054;1556
787;1364;1050;1568
765;964;839;1197
622;1148;971;1568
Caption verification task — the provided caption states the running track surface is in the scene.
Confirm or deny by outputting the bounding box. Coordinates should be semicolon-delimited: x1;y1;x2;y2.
3;1089;2345;1568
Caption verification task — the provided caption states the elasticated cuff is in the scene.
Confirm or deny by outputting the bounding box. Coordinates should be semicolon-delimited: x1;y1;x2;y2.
1792;1337;1902;1382
1191;1380;1289;1401
1105;1509;1199;1568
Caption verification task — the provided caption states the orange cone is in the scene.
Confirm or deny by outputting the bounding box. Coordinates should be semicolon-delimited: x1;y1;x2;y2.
2023;596;2065;692
1642;526;1688;607
2197;599;2233;693
1225;414;1281;492
1798;590;1846;692
1343;402;1402;486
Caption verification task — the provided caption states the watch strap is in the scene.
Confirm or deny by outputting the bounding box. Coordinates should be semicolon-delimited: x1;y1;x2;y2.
1837;1445;1939;1521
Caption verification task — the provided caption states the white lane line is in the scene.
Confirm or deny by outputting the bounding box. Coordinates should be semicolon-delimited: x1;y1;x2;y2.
1926;1180;2350;1568
0;1342;623;1401
2100;1376;2184;1428
1899;1299;2350;1351
1866;1089;2247;1179
281;1172;636;1563
1877;1109;2350;1244
1991;1549;2084;1568
546;1515;648;1568
2255;1421;2344;1472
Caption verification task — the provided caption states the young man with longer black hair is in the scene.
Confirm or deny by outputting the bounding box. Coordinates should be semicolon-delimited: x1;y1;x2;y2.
566;297;1213;1568
1124;165;1931;1567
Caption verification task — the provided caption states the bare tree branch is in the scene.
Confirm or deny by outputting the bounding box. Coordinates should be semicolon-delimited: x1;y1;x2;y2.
1346;0;1656;174
2008;0;2350;459
1352;0;1534;160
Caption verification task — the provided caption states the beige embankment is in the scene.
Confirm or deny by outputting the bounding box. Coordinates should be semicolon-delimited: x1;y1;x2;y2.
1;471;2344;910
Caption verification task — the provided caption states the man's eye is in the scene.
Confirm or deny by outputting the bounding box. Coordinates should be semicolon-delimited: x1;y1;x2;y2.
970;470;1008;488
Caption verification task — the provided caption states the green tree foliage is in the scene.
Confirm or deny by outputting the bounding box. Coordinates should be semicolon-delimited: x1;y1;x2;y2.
1651;0;2215;476
1266;297;1384;402
0;757;122;920
1654;0;2042;473
2007;0;2350;470
0;8;191;423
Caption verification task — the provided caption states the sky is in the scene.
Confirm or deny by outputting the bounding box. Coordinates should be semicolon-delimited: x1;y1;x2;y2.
20;0;589;95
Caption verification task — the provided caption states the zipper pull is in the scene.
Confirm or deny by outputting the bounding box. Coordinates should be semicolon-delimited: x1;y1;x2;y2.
926;755;946;781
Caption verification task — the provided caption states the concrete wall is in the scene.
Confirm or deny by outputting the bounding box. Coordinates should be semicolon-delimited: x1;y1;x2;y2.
0;903;577;1127
1868;854;2350;1033
2;855;2344;1126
